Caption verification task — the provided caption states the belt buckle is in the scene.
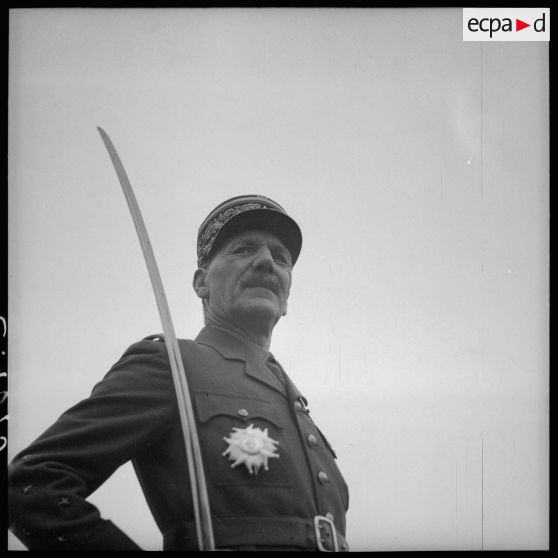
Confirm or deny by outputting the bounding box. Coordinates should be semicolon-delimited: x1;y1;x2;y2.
314;515;339;552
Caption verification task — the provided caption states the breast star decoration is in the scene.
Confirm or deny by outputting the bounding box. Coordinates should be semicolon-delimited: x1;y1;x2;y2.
222;424;279;474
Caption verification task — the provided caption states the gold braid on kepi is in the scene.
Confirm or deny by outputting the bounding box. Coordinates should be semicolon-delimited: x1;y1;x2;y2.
196;195;302;267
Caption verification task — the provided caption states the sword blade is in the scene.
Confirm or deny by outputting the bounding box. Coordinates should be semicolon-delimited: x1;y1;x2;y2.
97;127;215;551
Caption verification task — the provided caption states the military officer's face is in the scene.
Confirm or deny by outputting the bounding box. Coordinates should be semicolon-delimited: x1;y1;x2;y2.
194;230;293;329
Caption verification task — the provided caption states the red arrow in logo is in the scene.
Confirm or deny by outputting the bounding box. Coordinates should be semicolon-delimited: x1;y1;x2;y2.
516;19;530;31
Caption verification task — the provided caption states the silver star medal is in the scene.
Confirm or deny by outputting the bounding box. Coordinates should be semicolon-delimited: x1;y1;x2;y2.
223;424;279;474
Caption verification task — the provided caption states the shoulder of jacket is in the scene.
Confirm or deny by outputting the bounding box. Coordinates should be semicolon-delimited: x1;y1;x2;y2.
142;333;166;342
129;334;200;353
140;334;198;348
116;334;204;363
118;334;169;359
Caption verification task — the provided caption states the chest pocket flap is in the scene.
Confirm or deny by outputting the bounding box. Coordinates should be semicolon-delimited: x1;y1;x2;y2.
193;392;285;429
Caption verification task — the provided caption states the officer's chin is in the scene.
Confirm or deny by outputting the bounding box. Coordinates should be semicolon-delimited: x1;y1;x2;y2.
234;298;283;327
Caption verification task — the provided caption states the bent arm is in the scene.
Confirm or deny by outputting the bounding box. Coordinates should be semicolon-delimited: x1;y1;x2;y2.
8;340;176;550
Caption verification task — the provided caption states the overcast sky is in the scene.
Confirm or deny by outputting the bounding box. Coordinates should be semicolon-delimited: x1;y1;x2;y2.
8;8;548;551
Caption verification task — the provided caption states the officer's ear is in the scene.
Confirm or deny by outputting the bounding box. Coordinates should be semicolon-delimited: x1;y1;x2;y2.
193;268;209;300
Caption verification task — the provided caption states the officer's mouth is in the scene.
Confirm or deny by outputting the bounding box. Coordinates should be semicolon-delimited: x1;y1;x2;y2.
241;278;280;297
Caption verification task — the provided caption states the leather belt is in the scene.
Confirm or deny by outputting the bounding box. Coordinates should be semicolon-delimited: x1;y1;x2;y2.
314;515;340;552
163;516;349;551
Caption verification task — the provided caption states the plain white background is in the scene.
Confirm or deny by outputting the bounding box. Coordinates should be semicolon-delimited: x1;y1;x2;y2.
8;8;549;551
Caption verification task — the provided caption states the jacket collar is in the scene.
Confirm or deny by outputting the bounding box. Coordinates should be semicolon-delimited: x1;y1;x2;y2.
195;325;294;396
195;325;250;362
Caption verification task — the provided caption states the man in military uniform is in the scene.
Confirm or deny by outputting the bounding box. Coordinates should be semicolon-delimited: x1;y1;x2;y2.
8;195;350;551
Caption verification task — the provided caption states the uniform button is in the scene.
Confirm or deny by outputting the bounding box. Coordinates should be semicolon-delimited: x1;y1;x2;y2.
326;512;334;522
307;434;318;447
58;496;71;507
21;484;32;494
318;471;329;484
237;408;249;417
293;400;304;411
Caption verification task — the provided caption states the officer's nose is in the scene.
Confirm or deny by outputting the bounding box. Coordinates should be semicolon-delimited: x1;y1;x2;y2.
252;246;275;273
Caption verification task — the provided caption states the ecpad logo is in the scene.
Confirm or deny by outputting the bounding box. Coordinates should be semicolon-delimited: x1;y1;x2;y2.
463;8;550;41
468;14;545;37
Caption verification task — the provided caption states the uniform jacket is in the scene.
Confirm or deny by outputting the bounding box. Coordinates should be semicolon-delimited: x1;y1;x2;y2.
8;326;349;550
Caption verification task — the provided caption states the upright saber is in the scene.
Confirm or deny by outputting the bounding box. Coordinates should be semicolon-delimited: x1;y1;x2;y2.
97;127;215;551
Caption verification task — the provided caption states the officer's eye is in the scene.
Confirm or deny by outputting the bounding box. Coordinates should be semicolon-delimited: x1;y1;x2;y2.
232;245;252;255
273;252;291;266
